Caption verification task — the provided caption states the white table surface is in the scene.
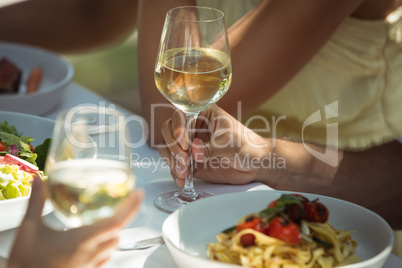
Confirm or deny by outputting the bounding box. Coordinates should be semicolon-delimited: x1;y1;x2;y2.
0;83;401;268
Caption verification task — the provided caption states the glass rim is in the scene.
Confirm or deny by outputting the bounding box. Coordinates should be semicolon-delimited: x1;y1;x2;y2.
167;6;225;23
56;105;127;122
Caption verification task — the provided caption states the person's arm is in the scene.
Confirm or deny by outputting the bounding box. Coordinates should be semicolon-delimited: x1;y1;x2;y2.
257;139;402;230
158;105;402;229
220;0;364;115
0;0;138;53
138;0;364;145
137;0;197;147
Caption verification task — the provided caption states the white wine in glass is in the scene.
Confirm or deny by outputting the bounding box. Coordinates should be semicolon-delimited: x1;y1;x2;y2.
154;6;232;213
45;106;135;228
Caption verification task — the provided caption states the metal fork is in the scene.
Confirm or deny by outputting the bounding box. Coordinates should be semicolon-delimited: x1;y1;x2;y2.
118;236;165;251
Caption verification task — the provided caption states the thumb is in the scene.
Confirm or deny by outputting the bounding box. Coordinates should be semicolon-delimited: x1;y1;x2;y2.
23;175;46;222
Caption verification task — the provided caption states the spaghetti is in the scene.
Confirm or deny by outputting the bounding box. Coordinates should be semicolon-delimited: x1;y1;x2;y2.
207;194;359;268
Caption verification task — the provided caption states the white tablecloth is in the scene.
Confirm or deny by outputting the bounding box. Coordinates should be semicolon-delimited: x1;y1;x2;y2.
0;83;401;267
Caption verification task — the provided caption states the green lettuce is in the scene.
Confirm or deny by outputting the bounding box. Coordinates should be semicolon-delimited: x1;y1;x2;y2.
0;121;47;167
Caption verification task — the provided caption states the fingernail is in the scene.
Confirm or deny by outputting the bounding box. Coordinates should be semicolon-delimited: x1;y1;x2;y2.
175;164;185;175
179;139;186;149
176;154;186;166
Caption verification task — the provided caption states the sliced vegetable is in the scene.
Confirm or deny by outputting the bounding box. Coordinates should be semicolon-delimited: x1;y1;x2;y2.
26;66;43;94
236;217;261;232
4;154;38;175
312;236;333;249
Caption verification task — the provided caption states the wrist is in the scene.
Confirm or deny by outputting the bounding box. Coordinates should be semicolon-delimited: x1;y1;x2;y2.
241;132;276;182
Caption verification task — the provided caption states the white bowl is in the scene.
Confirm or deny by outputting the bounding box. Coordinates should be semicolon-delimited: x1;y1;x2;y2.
0;111;54;231
0;41;74;115
163;190;394;268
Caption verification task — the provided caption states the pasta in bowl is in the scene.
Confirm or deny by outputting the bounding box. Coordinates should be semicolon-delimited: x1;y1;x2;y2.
162;190;393;268
207;194;359;267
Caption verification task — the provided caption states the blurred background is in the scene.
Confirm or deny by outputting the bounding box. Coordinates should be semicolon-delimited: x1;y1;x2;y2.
65;30;141;115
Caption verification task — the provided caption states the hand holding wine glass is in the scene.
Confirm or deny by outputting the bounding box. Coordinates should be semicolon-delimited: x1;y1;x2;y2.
154;6;232;213
8;176;144;268
45;106;135;228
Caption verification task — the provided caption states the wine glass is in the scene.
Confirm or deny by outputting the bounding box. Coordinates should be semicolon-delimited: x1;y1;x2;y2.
45;106;135;228
153;6;232;213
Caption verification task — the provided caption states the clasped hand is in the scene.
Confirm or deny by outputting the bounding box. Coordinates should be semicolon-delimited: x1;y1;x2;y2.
158;104;271;187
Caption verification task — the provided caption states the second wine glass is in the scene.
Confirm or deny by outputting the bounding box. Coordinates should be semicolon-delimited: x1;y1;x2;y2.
153;6;232;213
45;106;135;228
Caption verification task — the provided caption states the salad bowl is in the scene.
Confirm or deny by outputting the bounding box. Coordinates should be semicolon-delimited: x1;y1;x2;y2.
0;111;54;231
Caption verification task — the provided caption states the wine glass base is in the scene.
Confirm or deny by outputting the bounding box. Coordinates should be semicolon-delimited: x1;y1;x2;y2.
154;190;213;214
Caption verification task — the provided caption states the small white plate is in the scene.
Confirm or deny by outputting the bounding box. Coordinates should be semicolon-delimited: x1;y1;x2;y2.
0;41;74;115
0;111;55;231
104;227;167;268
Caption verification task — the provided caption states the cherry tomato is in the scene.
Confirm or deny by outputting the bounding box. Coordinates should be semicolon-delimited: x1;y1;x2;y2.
285;204;306;223
0;142;6;152
236;217;261;232
303;201;329;223
267;217;301;245
254;221;269;235
240;233;256;247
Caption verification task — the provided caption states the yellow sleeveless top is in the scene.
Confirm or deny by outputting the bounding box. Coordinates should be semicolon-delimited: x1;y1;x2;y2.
196;1;402;150
244;7;402;150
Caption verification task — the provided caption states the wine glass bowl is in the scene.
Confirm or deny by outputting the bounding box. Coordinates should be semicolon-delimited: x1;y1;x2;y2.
45;106;135;228
153;6;232;213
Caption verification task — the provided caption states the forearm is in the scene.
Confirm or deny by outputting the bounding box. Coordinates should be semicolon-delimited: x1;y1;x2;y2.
137;0;196;146
219;0;364;116
0;0;138;53
137;0;364;145
256;139;402;229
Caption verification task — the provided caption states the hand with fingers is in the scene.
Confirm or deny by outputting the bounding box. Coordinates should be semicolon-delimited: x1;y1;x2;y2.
158;104;271;187
7;176;144;268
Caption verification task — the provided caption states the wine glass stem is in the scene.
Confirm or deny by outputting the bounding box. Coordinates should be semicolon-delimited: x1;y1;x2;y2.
180;112;199;200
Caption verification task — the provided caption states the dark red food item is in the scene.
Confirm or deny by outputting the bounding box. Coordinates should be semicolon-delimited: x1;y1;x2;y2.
303;201;329;223
285;204;306;223
267;217;301;245
240;233;256;247
0;142;6;152
0;58;21;94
